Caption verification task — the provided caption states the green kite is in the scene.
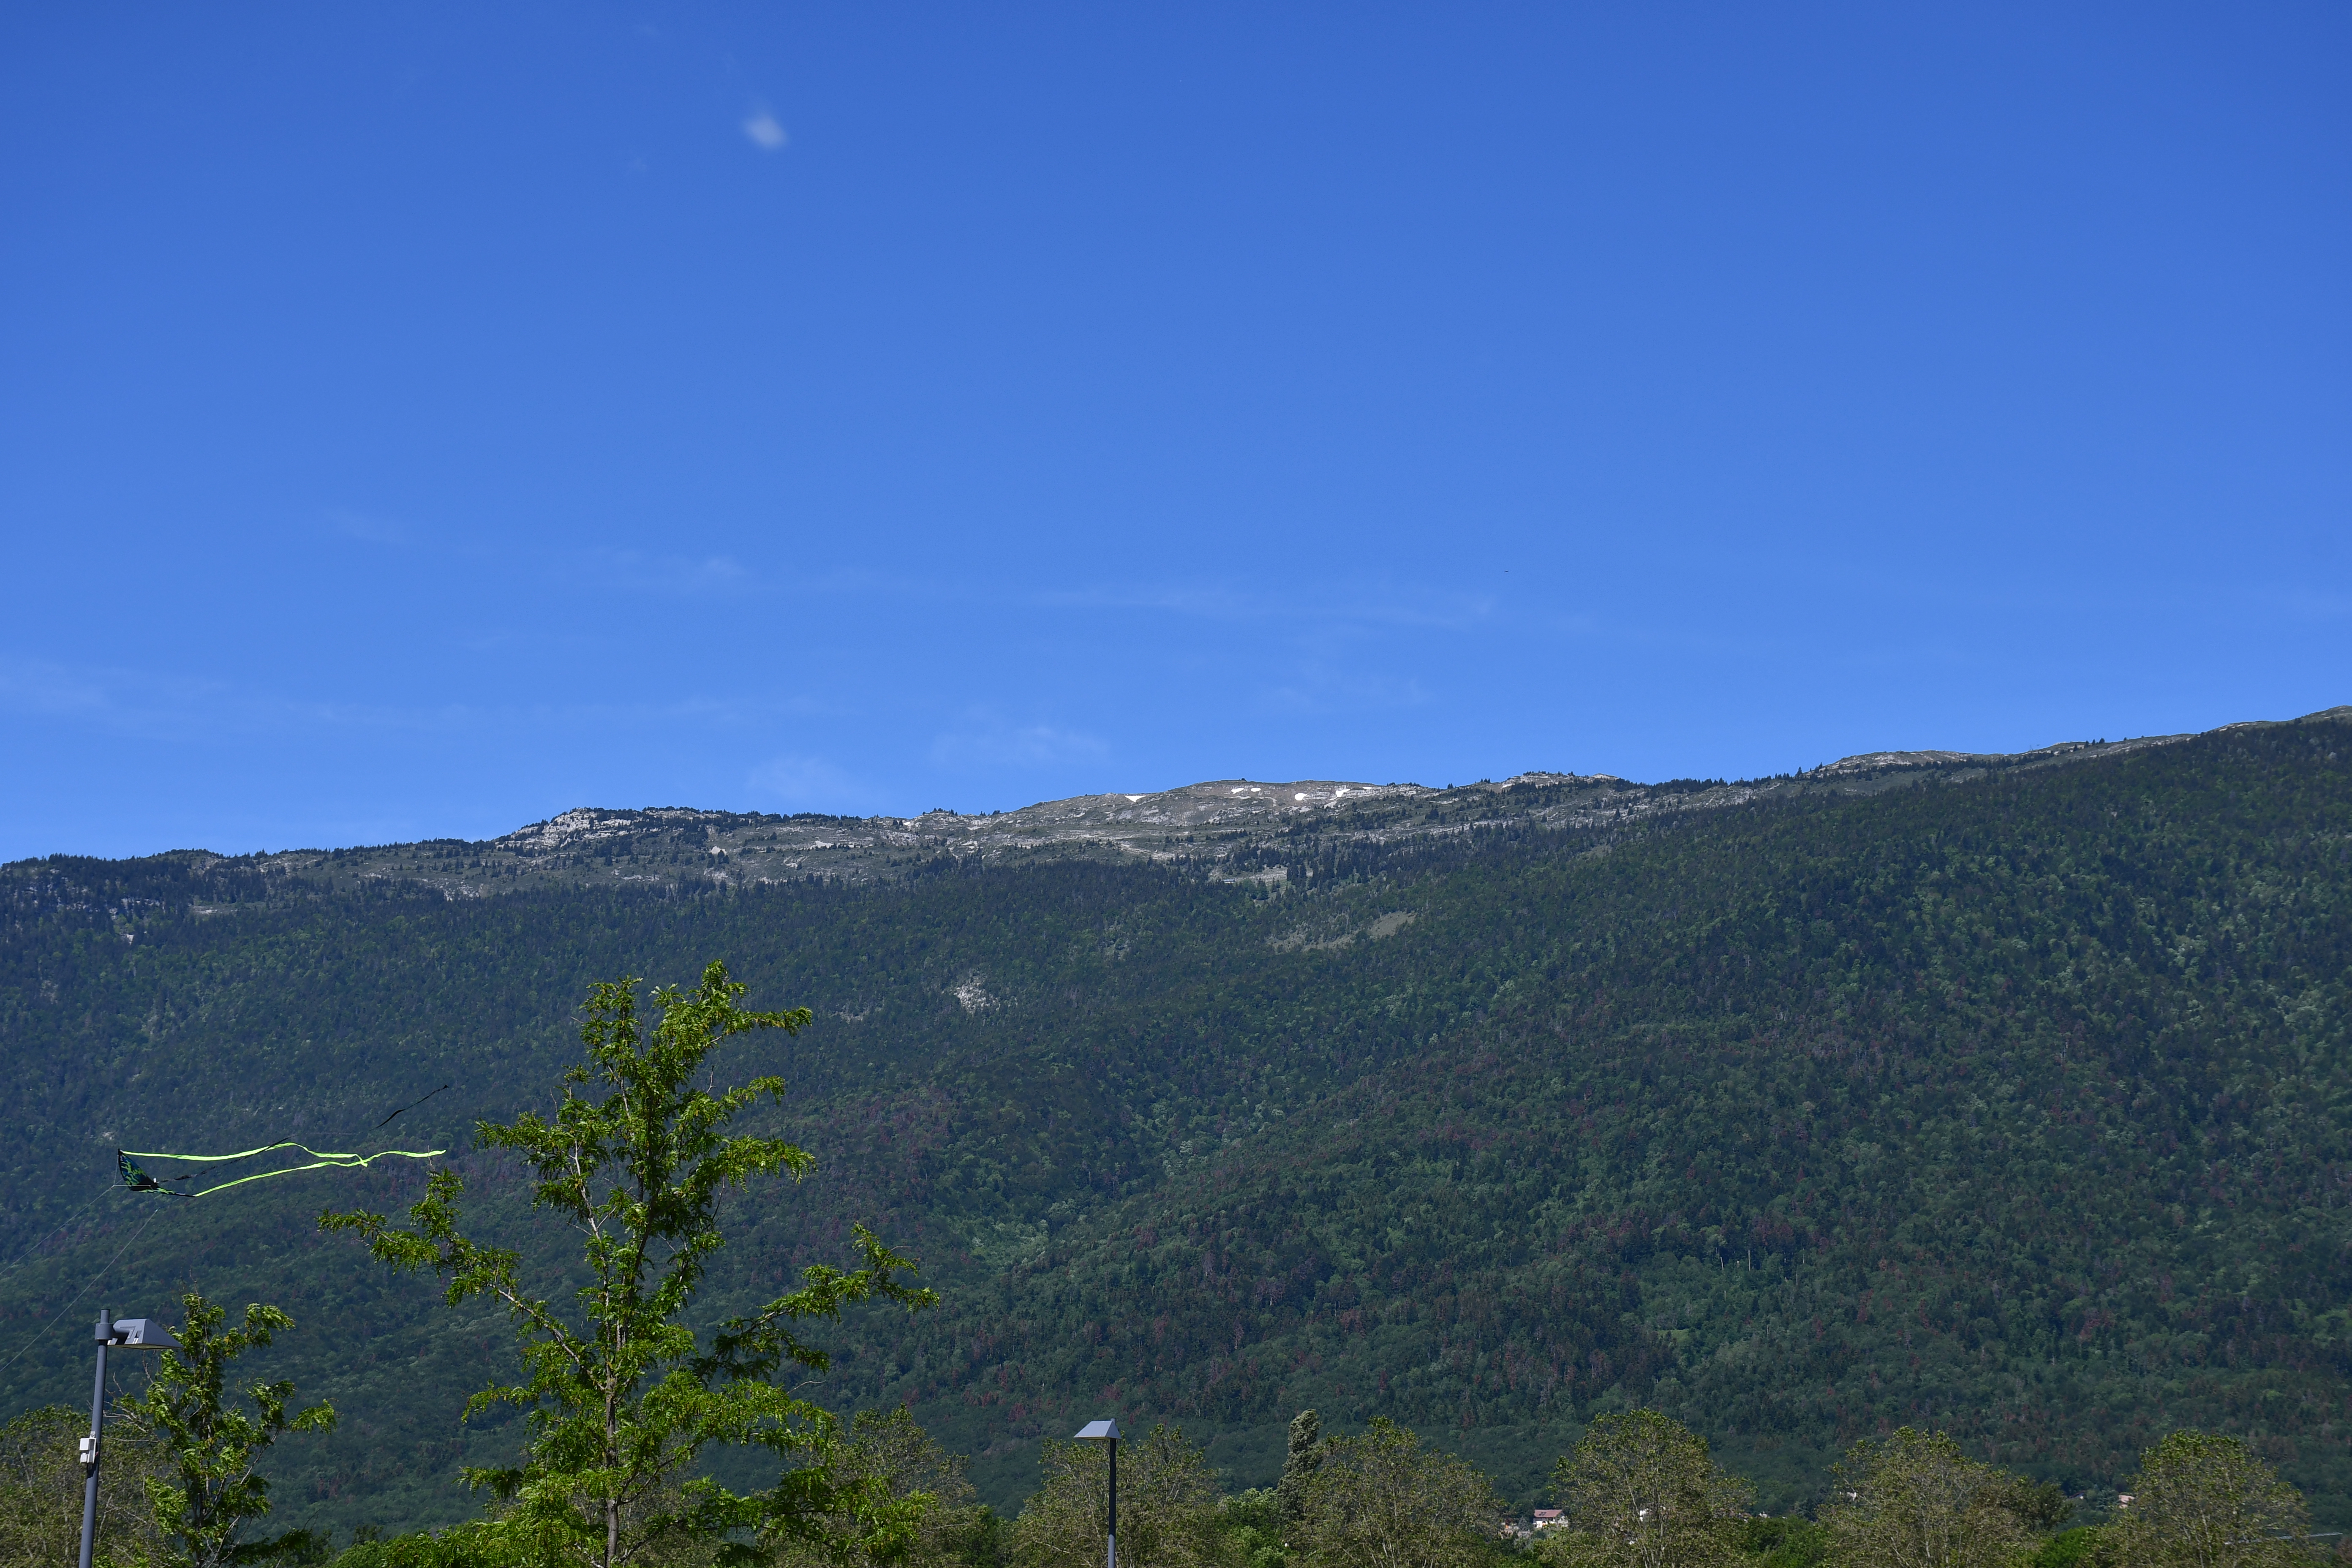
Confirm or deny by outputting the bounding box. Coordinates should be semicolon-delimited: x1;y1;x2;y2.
117;1141;446;1199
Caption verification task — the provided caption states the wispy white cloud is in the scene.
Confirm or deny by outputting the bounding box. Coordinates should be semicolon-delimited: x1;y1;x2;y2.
928;715;1108;770
745;754;862;811
365;523;767;599
0;654;830;748
1013;576;1510;719
661;554;750;591
741;110;787;152
0;657;231;734
0;655;493;740
585;548;754;596
1255;671;1433;718
329;509;410;545
550;562;1496;633
2275;585;2352;620
1031;578;1497;632
323;507;503;563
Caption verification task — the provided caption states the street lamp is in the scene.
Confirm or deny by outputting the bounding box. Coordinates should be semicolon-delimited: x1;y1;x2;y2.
1073;1419;1120;1568
79;1308;174;1568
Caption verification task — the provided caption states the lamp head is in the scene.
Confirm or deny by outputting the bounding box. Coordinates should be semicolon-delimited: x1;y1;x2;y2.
1073;1420;1120;1441
106;1319;173;1349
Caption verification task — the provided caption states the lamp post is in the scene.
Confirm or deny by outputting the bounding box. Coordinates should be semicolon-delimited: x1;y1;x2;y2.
79;1308;172;1568
1074;1419;1120;1568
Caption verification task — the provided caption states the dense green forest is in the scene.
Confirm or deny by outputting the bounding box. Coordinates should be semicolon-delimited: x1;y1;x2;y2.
1;714;2346;1537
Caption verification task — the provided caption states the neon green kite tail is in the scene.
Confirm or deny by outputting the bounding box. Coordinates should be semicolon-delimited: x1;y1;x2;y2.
116;1143;445;1199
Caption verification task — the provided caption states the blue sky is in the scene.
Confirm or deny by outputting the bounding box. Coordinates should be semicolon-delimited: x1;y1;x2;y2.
3;4;2345;860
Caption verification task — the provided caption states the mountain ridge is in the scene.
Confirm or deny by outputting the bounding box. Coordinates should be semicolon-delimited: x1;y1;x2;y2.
19;711;2341;909
1;705;2347;1532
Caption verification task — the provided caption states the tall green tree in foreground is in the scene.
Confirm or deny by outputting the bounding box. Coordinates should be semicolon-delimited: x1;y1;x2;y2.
1545;1410;1751;1568
1294;1418;1502;1568
324;961;932;1568
2113;1432;2309;1568
1011;1424;1227;1568
1819;1430;2032;1568
126;1293;337;1568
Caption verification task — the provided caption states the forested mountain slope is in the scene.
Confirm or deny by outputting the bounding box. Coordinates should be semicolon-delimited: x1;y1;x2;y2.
0;712;2345;1533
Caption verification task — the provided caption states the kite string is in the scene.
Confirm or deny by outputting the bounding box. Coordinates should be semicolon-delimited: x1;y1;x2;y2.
0;1202;163;1379
0;1186;115;1286
373;1083;451;1132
